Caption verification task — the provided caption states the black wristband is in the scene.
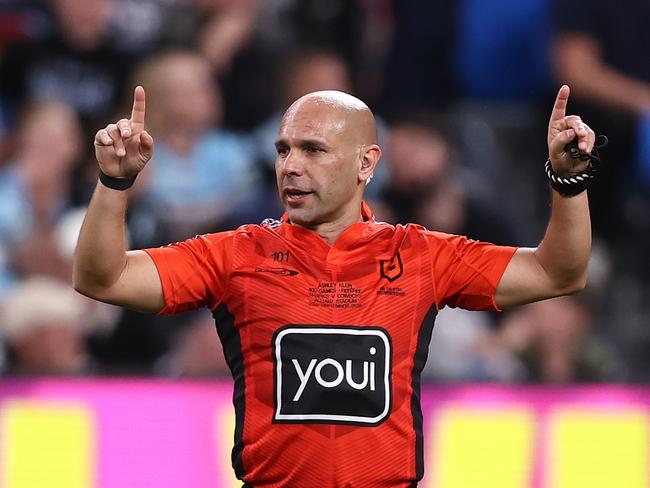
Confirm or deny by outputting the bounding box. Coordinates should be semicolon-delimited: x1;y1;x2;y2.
99;170;137;191
545;159;595;197
545;134;608;197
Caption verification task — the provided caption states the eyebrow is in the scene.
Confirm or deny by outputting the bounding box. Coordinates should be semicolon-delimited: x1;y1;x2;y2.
274;137;329;149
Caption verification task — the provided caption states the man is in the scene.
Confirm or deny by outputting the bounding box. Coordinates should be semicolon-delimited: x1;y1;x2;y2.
74;85;595;486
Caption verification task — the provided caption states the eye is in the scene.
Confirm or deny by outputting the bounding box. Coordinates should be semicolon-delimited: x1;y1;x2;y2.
305;145;324;154
276;145;289;157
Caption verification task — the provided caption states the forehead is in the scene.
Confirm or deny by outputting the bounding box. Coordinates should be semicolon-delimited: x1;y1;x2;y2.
277;100;347;142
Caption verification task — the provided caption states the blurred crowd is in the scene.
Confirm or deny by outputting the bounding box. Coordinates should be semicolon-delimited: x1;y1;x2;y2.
0;0;648;383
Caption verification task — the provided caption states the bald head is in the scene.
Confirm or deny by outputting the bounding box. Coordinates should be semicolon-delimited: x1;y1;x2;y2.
274;90;382;238
281;90;378;146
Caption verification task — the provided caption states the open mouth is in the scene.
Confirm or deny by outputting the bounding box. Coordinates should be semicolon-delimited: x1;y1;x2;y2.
285;189;313;202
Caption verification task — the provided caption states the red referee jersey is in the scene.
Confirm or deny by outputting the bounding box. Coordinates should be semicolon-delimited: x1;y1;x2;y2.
144;203;516;487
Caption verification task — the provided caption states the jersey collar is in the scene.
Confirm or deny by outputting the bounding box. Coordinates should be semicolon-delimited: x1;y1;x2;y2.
278;201;378;251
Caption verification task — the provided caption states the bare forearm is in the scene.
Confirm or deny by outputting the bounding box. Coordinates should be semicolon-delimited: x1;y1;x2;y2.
534;190;591;292
73;181;130;291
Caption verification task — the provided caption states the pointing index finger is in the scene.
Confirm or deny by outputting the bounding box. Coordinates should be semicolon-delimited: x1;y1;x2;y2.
130;85;146;130
550;84;570;122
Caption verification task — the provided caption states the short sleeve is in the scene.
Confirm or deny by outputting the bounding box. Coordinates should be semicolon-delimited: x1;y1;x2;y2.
143;232;234;314
425;230;517;311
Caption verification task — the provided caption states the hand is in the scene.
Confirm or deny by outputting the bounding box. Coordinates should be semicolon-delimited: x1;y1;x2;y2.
547;85;596;175
94;86;154;178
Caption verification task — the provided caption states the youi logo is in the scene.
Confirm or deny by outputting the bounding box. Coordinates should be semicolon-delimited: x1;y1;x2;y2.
273;325;392;425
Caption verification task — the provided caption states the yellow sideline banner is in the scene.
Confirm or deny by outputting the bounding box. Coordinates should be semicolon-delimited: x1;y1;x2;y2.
0;401;94;488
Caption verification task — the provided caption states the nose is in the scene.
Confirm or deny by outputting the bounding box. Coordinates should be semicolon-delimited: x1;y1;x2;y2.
279;149;305;177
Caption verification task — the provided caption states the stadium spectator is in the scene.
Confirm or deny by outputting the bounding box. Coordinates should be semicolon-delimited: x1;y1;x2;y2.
1;276;94;375
0;101;81;294
0;0;128;129
110;0;262;71
128;50;259;245
216;0;367;130
424;306;527;382
382;113;514;245
497;296;589;383
493;294;624;383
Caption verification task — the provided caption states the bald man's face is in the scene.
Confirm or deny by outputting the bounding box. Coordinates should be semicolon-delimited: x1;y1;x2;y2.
275;97;375;228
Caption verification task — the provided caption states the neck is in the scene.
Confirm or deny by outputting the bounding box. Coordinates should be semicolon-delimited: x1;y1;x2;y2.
320;217;363;245
299;204;364;245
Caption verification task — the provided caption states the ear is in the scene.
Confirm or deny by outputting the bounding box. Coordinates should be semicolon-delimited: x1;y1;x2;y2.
358;144;382;185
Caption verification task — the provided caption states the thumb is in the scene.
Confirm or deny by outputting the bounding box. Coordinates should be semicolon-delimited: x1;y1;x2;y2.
139;130;154;161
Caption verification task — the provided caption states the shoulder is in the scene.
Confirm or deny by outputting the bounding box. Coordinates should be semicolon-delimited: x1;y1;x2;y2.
381;221;447;242
416;227;465;242
226;219;285;244
396;225;479;255
187;218;283;246
360;221;439;253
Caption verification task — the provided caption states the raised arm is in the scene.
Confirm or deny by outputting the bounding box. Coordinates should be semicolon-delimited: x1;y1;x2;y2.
73;86;163;313
495;85;596;308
